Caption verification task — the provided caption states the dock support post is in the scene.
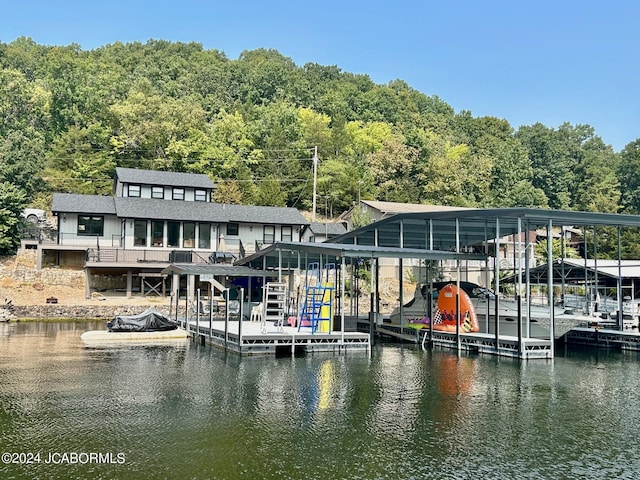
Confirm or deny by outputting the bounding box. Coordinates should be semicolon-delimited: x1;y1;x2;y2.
238;287;244;353
196;288;200;337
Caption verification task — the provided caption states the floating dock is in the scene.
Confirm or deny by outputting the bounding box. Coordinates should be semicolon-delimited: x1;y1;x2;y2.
182;319;371;356
564;326;640;351
424;330;553;359
357;318;553;359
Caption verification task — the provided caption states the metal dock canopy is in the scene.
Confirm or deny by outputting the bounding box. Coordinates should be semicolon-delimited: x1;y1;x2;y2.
327;207;640;251
236;242;485;270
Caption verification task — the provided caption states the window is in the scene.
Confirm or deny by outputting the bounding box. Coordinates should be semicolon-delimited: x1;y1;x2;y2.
227;223;239;236
263;225;275;244
77;216;104;236
151;221;164;247
183;222;195;248
134;220;147;246
194;189;207;202
151;186;164;199
167;221;180;247
198;223;211;249
281;226;293;242
172;188;185;200
128;184;141;197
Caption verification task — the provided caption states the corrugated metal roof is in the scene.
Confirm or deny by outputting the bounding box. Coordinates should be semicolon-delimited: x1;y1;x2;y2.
331;207;640;251
161;264;270;277
115;167;215;189
360;200;471;214
236;241;485;270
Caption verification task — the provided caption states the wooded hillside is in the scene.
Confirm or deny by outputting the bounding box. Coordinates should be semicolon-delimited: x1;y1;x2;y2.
1;37;640;255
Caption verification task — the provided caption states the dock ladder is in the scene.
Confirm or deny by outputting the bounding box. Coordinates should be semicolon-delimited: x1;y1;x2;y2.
298;263;336;334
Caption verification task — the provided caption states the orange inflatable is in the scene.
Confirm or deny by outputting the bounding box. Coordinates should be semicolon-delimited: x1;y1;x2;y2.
433;283;480;332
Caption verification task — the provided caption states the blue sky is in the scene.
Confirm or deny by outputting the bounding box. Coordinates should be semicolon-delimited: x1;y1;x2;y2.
2;0;638;152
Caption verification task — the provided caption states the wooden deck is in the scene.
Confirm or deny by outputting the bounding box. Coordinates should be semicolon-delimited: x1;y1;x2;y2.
181;318;371;356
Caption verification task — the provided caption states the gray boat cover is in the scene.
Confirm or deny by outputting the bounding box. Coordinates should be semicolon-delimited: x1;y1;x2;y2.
107;309;178;332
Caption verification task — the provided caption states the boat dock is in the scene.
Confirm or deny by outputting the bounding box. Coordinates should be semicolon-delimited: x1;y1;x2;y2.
564;326;640;351
356;318;553;359
181;318;371;356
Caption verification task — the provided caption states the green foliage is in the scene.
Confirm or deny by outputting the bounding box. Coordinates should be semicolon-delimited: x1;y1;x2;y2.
534;238;581;262
0;182;27;255
1;37;639;256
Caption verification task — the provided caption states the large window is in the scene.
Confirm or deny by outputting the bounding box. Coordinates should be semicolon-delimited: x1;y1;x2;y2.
128;184;141;197
198;223;211;249
151;186;164;199
183;222;195;248
77;216;104;236
151;221;164;247
134;220;147;246
172;188;185;201
281;226;293;242
263;225;275;244
227;223;239;236
167;221;180;247
194;189;207;202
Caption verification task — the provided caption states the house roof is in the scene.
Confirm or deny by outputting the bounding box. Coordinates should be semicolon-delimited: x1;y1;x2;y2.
359;200;471;215
221;203;309;225
115;167;215;189
113;197;227;222
52;193;309;226
51;194;117;214
308;222;347;236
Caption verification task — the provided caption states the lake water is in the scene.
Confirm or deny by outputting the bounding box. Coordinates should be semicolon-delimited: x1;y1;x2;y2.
1;321;640;480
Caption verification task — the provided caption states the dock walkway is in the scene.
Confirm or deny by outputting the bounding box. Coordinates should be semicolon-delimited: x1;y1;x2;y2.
181;318;371;356
565;327;640;351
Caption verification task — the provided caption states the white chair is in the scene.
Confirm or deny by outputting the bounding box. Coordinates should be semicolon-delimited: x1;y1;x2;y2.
250;302;263;322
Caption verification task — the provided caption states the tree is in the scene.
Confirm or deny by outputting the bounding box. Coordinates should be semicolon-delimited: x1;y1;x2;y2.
44;124;114;195
0;182;27;255
617;139;640;214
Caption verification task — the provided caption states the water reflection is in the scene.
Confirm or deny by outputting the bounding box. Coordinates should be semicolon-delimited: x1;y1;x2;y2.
2;323;640;479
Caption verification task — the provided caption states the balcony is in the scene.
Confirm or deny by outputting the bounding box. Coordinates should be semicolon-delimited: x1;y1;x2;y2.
86;248;217;265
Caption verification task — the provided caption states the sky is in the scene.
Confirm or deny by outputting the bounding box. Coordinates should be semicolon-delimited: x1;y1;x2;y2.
2;0;638;152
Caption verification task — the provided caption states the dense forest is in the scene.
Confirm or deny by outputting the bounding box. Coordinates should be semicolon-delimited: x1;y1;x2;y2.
1;37;640;255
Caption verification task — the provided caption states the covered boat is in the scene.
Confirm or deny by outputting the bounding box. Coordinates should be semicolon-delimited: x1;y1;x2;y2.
107;309;179;332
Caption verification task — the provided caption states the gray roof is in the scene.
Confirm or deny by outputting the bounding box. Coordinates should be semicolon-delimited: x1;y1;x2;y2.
162;264;270;277
331;207;640;251
308;222;347;236
221;203;308;225
236;241;485;270
359;200;471;214
52;194;116;214
114;197;228;222
52;194;309;226
115;167;215;189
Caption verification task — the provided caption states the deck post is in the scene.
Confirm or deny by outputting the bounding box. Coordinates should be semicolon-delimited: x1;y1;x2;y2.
238;287;244;350
224;287;229;349
196;288;200;337
547;219;555;357
494;217;500;351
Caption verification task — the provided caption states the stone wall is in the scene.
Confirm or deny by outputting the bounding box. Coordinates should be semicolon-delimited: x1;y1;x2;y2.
13;304;186;320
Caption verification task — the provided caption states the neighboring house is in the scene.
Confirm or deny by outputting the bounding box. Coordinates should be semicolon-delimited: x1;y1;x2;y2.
339;200;469;230
28;168;309;297
301;222;347;243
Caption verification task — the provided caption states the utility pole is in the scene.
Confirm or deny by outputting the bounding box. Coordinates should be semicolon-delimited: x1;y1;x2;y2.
312;146;318;221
